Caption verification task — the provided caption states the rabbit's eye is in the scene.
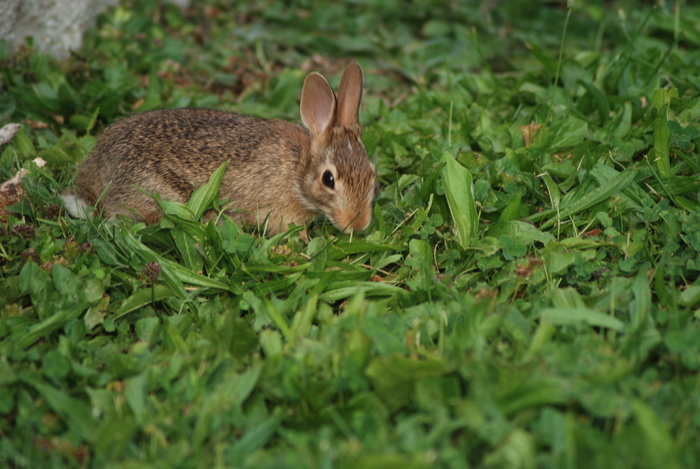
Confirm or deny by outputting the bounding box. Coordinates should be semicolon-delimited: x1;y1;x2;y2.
322;170;335;189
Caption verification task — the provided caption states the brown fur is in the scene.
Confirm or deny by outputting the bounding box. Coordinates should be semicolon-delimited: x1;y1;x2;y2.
65;64;376;235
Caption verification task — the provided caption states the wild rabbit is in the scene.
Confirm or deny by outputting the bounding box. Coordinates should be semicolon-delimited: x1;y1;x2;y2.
62;63;377;235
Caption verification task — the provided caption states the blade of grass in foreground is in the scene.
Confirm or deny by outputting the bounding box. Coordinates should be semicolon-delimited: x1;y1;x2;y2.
440;151;478;248
320;282;405;303
652;88;677;179
528;169;637;229
120;228;231;295
113;285;177;320
632;399;683;469
27;381;97;441
590;162;653;210
486;220;555;246
188;160;229;219
538;307;626;332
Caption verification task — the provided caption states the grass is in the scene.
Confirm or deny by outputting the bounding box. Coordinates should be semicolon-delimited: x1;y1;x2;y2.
1;0;700;467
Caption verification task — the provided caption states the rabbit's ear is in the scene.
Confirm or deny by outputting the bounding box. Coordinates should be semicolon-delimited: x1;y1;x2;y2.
337;63;363;127
301;72;337;136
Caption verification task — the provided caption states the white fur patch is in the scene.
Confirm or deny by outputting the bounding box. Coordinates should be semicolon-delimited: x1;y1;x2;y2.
61;192;90;218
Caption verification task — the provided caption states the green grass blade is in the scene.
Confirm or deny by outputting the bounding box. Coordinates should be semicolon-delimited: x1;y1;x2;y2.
486;220;555;246
440;151;478;248
538;307;626;332
188;160;229;220
498;190;522;222
653;107;671;178
113;285;177;320
577;79;611;121
30;381;97;441
172;226;205;271
124;373;147;424
544;3;573;123
651;87;679;179
540;172;561;209
225;414;281;464
497;378;569;416
121;228;230;294
530;170;637;228
589;162;652;210
632;400;683;469
291;294;317;339
320;282;405;303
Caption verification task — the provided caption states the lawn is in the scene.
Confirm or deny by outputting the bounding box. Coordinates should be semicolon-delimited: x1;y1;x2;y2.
1;0;699;467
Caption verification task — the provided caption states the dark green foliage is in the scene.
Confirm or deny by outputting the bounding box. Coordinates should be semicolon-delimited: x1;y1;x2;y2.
1;1;699;467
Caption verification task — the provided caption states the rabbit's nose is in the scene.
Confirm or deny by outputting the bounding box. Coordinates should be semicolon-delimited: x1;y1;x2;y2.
335;207;371;233
349;209;371;231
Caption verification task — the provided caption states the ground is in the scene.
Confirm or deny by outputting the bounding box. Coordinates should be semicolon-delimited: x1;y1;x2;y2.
0;1;699;468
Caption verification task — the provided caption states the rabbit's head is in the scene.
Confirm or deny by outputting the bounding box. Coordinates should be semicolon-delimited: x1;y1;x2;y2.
297;63;377;233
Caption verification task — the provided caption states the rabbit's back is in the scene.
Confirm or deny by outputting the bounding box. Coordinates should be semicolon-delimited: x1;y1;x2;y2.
88;108;301;173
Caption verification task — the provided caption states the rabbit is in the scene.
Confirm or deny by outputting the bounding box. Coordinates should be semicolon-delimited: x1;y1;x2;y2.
61;63;378;236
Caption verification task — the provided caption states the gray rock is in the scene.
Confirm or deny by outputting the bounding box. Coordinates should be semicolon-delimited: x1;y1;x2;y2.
0;0;118;58
0;0;190;59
